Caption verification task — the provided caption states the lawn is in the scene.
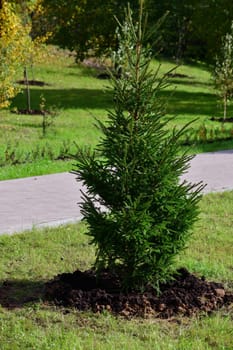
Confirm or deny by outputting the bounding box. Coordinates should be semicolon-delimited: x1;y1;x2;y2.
1;47;233;180
0;191;232;349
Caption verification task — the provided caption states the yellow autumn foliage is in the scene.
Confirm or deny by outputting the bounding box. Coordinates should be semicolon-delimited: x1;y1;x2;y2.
28;0;52;65
0;1;32;108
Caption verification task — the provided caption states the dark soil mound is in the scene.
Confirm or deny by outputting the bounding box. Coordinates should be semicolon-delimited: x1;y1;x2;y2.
44;268;233;318
16;80;49;86
167;73;191;79
11;109;50;115
97;72;111;79
211;117;233;123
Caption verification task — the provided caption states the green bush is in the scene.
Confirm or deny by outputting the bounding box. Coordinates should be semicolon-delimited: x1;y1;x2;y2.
73;4;204;291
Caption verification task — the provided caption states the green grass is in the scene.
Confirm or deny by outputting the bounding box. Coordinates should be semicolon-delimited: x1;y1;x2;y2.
0;159;74;181
0;48;233;180
1;48;233;180
0;191;233;349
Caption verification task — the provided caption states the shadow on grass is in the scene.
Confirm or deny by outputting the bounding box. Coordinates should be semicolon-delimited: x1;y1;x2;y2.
16;122;43;129
160;90;217;116
12;87;219;117
0;279;45;309
196;141;233;153
166;78;213;88
12;88;113;111
67;64;101;77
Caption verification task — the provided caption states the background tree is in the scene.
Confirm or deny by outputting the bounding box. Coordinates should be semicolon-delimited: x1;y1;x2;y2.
41;0;139;61
146;0;195;62
147;0;233;63
191;0;233;63
213;23;233;121
8;0;51;111
37;0;233;64
73;3;203;291
0;0;31;108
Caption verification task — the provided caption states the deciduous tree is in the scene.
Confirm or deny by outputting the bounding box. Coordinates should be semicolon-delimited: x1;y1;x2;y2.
0;1;31;108
213;23;233;120
30;0;233;63
41;0;139;61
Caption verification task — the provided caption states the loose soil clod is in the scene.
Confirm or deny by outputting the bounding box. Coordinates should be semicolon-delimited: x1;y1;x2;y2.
44;268;233;318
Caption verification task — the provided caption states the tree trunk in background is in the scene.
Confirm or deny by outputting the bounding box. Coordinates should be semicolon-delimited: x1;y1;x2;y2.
24;67;31;111
223;93;227;121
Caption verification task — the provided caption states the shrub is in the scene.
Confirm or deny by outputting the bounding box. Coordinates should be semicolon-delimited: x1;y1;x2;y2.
73;3;204;291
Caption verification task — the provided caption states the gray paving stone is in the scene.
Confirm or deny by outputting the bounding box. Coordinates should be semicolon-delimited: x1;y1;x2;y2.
181;149;233;193
0;172;82;235
1;149;233;235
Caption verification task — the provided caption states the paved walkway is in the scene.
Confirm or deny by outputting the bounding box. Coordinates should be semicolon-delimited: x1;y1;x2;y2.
1;149;233;235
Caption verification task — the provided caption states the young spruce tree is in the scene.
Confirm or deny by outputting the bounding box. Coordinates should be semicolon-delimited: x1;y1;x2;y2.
73;3;203;291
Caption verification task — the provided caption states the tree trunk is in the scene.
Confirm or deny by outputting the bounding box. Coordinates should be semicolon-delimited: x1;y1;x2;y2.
24;67;31;112
223;93;227;121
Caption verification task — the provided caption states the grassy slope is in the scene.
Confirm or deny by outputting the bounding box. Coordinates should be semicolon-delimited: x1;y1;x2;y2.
0;191;232;349
1;49;233;180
